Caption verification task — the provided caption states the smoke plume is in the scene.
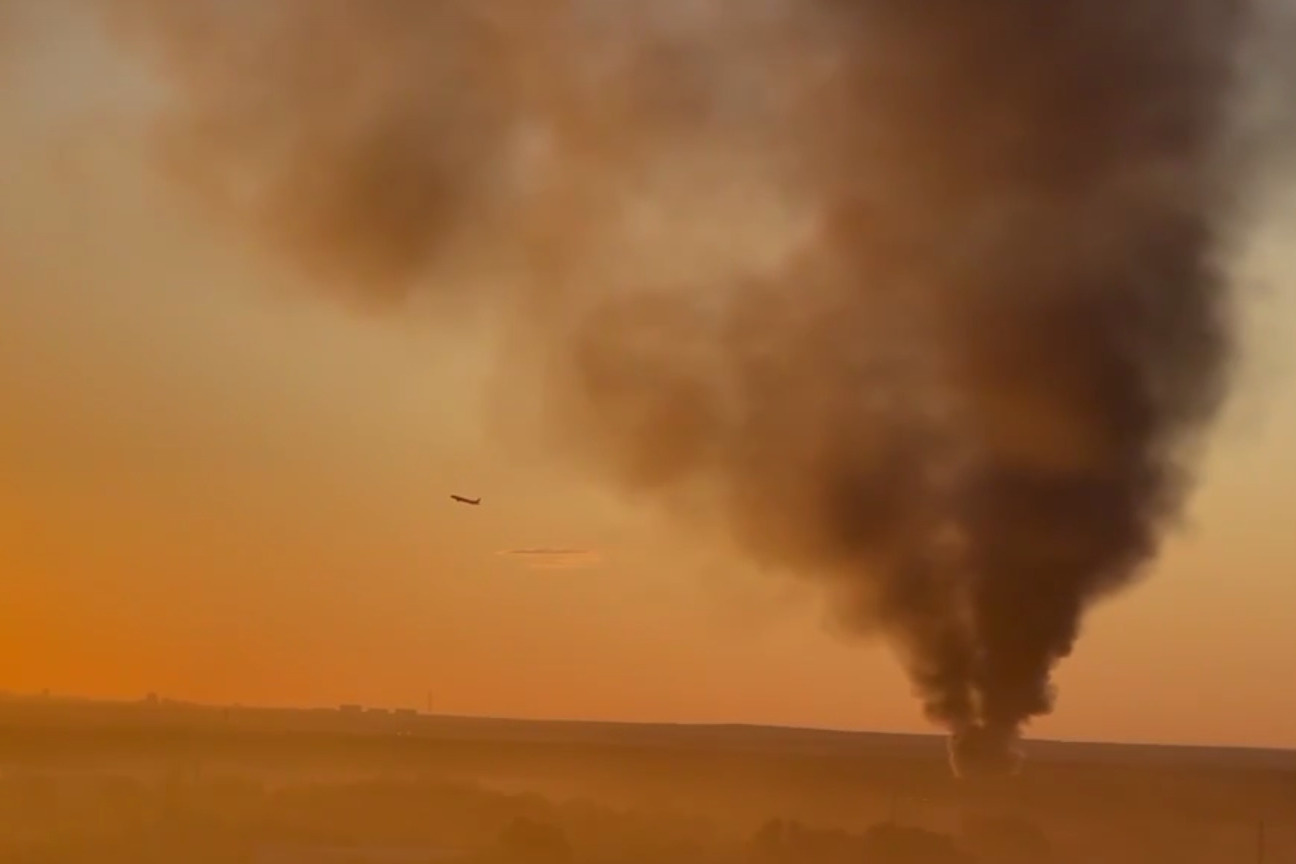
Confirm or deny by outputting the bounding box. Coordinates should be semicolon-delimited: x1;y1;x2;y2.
104;0;1259;776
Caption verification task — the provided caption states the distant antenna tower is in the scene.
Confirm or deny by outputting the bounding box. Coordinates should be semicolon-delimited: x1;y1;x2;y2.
425;690;433;715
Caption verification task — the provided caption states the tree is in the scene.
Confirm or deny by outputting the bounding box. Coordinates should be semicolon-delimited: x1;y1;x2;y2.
858;822;978;864
962;814;1054;863
499;816;572;864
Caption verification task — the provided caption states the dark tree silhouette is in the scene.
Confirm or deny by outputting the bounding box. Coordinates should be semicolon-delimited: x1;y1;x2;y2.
858;823;978;864
499;816;572;864
963;814;1055;864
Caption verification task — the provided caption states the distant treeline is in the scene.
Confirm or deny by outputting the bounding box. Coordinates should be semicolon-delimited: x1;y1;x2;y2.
0;769;1021;864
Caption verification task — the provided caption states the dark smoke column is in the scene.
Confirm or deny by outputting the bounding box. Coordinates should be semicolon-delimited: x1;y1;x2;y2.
841;0;1250;777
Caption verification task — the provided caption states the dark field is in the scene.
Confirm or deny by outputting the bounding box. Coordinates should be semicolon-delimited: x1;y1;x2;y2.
0;696;1292;863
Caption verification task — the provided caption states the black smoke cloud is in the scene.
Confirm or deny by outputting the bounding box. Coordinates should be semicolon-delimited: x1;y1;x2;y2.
104;0;1257;776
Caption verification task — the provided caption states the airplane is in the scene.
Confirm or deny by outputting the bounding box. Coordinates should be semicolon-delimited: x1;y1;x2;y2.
450;494;481;506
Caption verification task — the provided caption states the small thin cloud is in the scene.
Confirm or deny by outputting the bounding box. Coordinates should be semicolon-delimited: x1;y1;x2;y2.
496;548;603;571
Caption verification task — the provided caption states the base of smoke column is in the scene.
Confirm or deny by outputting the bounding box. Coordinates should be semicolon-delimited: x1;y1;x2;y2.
946;726;1024;781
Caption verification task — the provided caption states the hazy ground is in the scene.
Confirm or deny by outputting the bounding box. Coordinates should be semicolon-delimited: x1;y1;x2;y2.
0;695;1291;863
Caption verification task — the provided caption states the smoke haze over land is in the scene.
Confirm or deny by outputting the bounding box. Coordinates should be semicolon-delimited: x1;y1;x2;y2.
89;0;1285;775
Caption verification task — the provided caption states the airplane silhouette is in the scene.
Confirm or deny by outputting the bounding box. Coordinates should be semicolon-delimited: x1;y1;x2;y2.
450;494;481;506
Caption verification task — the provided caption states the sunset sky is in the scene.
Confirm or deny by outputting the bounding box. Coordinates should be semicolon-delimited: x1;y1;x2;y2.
4;4;1296;750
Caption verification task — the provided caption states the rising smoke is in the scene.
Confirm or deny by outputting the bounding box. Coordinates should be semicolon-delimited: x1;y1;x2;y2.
103;0;1263;776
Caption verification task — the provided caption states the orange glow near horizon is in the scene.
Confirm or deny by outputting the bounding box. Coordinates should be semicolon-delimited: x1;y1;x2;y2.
4;5;1296;752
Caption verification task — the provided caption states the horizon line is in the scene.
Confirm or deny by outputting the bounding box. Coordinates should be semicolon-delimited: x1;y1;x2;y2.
2;689;1291;755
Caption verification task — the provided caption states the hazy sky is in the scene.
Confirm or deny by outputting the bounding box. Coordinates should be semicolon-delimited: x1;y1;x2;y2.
4;3;1296;749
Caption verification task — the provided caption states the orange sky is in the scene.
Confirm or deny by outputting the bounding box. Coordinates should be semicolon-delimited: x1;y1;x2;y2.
3;5;1296;749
